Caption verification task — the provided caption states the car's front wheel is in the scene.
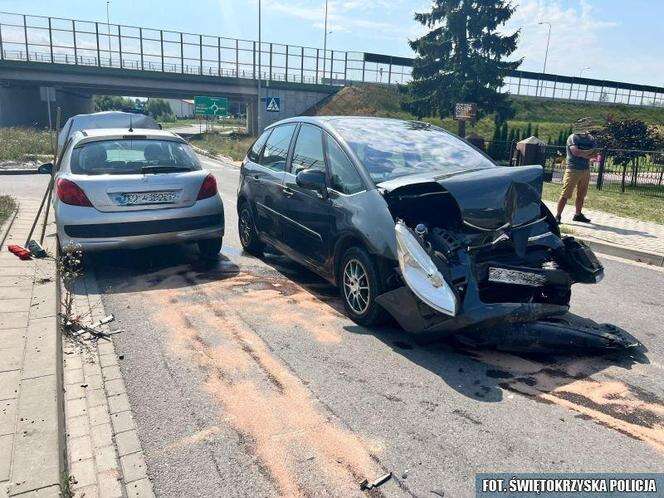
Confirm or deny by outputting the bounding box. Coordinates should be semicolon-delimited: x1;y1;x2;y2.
198;238;222;258
238;203;264;256
339;246;388;327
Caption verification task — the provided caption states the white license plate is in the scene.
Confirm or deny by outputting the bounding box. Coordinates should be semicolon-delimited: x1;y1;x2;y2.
114;191;179;205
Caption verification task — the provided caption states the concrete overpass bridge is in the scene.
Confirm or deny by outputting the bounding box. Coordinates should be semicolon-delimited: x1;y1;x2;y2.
1;11;663;132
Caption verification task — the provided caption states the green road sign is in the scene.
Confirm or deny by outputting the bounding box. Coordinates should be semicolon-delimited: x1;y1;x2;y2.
194;96;229;117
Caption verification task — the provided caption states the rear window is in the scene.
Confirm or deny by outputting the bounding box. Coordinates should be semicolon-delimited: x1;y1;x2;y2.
70;139;201;175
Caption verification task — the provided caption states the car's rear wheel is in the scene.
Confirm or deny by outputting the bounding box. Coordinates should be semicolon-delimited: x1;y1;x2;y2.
339;246;388;327
198;238;222;258
238;203;264;256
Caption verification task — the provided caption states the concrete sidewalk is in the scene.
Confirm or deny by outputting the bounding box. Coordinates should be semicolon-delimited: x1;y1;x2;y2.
0;191;63;497
544;201;664;266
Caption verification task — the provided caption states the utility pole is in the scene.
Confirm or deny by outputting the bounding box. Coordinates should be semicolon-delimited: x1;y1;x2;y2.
257;0;262;133
322;0;328;83
538;21;551;97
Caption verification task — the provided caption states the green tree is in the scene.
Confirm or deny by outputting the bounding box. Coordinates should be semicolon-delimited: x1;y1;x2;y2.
93;95;136;112
145;99;174;120
402;0;521;123
525;122;532;137
533;125;539;138
594;118;658;165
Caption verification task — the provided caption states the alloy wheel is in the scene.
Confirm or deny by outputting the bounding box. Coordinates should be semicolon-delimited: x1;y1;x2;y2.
343;258;370;315
239;208;253;247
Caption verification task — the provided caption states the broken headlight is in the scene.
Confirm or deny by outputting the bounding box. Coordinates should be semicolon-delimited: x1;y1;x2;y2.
395;221;458;316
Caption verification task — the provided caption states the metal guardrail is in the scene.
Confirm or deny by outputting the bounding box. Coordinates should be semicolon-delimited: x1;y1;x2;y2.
1;11;663;108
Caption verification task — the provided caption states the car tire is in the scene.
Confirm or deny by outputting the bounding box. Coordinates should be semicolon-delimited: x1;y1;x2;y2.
339;246;389;327
238;203;264;256
198;238;222;258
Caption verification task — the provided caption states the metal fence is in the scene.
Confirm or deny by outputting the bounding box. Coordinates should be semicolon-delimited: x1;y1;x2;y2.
1;11;663;108
482;140;664;198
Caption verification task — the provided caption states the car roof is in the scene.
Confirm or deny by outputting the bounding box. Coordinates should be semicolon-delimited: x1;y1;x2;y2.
69;128;185;148
265;115;418;133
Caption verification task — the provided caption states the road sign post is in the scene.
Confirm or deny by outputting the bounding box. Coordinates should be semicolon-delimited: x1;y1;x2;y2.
454;102;477;138
262;96;281;112
194;96;229;118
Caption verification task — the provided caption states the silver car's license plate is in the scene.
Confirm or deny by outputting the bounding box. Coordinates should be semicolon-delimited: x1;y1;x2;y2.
114;191;179;205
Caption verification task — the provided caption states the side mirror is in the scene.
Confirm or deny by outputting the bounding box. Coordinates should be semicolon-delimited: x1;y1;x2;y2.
296;169;327;194
38;163;53;175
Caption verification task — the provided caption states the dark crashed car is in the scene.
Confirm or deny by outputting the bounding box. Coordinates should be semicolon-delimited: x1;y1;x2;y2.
237;117;637;350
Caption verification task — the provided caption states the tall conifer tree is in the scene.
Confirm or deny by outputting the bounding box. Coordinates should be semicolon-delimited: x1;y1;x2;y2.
403;1;521;123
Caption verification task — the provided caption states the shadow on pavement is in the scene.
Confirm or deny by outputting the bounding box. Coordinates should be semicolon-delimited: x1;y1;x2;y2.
343;323;649;403
250;250;651;409
79;243;240;295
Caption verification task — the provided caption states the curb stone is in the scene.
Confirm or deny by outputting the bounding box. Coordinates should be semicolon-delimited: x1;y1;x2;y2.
574;235;664;267
61;265;155;497
0;204;19;250
0;169;39;176
189;143;241;167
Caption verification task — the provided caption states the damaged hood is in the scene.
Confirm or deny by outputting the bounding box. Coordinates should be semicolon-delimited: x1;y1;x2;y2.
380;165;544;231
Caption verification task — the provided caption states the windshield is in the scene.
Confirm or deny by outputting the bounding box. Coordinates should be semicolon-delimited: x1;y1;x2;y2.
330;119;496;183
71;139;201;175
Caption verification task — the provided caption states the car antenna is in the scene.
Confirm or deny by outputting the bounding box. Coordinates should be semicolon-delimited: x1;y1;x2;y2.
129;114;133;133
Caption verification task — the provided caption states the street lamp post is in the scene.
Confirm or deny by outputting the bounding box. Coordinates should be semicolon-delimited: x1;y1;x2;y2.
538;21;552;97
106;1;111;65
577;66;591;100
322;0;329;83
579;66;591;78
257;0;262;133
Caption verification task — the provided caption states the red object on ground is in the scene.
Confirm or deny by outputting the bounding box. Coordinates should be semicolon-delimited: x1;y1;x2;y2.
8;244;32;260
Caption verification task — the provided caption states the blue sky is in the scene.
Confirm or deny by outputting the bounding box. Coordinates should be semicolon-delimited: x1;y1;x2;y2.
1;0;662;86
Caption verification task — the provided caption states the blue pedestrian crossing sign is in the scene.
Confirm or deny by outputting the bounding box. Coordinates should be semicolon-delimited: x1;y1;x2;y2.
264;96;280;112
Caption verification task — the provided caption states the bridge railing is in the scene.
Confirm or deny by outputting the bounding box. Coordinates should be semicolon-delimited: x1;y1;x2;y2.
1;11;662;108
0;11;414;87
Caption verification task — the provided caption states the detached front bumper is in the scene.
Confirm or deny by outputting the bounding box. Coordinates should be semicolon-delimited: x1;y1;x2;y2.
376;286;569;334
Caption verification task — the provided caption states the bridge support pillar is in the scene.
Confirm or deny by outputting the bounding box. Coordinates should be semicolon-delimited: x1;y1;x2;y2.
246;98;259;136
0;86;93;128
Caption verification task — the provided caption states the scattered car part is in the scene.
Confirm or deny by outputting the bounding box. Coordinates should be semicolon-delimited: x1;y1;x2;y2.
359;472;392;490
26;240;47;258
8;244;31;260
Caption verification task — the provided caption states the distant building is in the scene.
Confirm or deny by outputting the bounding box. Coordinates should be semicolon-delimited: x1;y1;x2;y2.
164;99;195;118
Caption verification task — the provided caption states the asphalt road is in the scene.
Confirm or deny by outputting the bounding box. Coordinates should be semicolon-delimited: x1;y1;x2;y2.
83;156;664;497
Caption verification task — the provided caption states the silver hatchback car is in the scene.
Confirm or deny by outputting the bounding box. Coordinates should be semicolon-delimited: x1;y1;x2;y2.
43;128;224;257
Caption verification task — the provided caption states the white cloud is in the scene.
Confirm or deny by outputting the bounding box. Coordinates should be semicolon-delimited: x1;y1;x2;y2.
261;0;405;38
505;0;619;78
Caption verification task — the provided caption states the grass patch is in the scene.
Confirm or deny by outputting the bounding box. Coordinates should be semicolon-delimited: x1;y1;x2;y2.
0;127;53;161
0;196;17;228
311;85;664;143
160;118;247;129
192;132;254;162
542;182;664;224
160;118;200;128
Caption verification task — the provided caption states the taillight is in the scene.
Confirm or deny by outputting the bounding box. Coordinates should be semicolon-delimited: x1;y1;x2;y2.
56;178;92;207
197;174;218;200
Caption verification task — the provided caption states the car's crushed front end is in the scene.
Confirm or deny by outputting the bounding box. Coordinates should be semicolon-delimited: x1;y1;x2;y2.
375;165;640;351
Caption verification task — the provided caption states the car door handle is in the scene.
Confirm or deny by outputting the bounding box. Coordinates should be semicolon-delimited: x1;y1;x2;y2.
282;187;295;198
252;174;261;181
